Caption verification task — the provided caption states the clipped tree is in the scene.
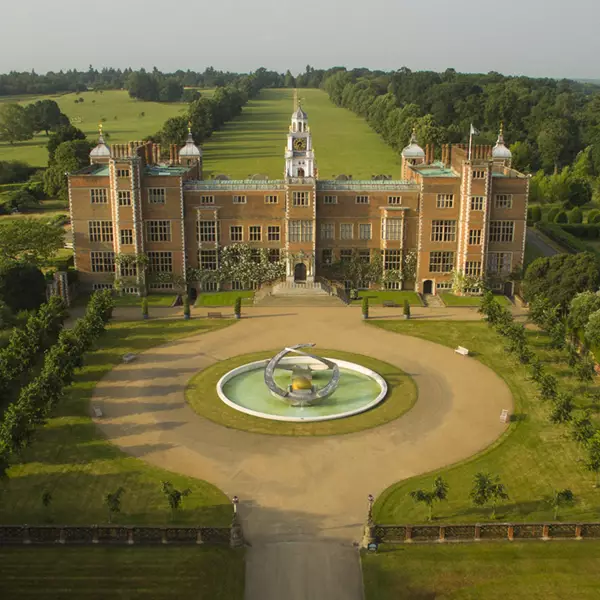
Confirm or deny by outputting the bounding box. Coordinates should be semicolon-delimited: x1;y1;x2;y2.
403;299;411;319
408;476;449;521
161;481;191;518
234;296;242;319
575;354;596;383
183;294;191;319
538;373;559;402
568;207;584;224
585;310;600;348
104;487;126;523
549;489;575;520
362;296;369;319
587;209;600;224
569;291;600;333
529;205;542;223
470;472;509;519
570;410;596;445
141;297;149;319
547;207;560;223
549;393;574;424
555;210;568;223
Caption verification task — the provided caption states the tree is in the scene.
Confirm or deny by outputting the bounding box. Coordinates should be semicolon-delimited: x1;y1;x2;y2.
158;78;183;102
549;393;574;424
529;205;542;223
47;125;86;161
574;354;596;383
0;104;34;145
585;310;600;348
565;178;592;209
284;70;296;88
549;489;575;520
104;487;125;523
537;118;570;173
555;210;568;223
0;218;64;265
568;207;583;223
571;410;596;444
161;481;191;517
43;139;92;200
6;189;39;213
470;472;509;518
126;71;159;101
408;476;449;521
538;372;558;402
0;262;46;312
585;432;600;487
26;99;63;135
158;116;188;145
569;291;600;332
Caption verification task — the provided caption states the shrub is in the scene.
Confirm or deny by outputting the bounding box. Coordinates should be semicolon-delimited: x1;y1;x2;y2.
534;223;591;254
547;207;560;222
529;205;542;223
587;209;600;224
568;207;584;224
6;189;39;212
403;299;410;317
362;296;369;318
0;262;46;312
234;296;242;317
555;210;568;223
183;294;190;318
592;212;600;224
141;297;149;318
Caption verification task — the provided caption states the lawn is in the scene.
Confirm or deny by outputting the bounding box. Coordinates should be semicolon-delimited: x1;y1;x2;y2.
0;90;191;166
350;290;422;306
369;320;600;524
0;546;244;600
186;349;417;436
362;542;600;600
439;293;512;307
0;318;236;526
113;294;177;307
202;88;402;179
195;290;255;307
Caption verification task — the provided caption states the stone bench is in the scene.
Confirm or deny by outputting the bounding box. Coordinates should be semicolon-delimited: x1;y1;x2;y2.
500;409;510;423
455;346;469;356
207;312;223;319
122;353;136;363
92;406;103;418
383;301;399;308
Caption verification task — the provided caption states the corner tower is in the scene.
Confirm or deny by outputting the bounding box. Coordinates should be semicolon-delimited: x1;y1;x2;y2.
285;104;315;178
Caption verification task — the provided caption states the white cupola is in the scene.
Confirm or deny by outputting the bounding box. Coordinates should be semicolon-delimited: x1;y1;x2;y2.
492;123;512;163
90;124;111;164
285;104;315;178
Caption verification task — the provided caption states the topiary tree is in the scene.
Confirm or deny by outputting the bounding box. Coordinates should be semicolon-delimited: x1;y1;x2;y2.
538;372;559;402
403;299;410;319
408;476;449;521
141;297;149;320
361;296;369;319
529;205;542;223
547;207;560;223
588;209;600;224
183;294;191;319
161;481;191;519
234;296;242;319
568;207;584;224
104;487;126;523
555;210;568;223
575;354;596;383
470;472;509;519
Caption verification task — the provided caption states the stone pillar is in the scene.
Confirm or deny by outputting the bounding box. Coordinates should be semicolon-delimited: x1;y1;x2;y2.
59;528;66;544
405;526;413;543
360;494;376;549
230;496;244;549
127;528;134;545
542;524;550;540
161;528;168;544
92;526;99;544
575;525;582;540
507;525;514;541
438;526;446;542
196;529;204;545
474;525;481;541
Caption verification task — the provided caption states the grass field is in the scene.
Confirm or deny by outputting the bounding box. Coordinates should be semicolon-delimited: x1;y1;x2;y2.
202;88;402;179
439;293;512;307
0;546;244;600
0;319;235;526
113;294;177;307
362;542;600;600
0;90;192;166
350;290;422;306
195;291;255;307
369;320;600;524
186;350;416;436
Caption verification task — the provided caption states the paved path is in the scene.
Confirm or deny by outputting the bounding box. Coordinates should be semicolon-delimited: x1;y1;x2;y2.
92;308;513;599
526;226;561;258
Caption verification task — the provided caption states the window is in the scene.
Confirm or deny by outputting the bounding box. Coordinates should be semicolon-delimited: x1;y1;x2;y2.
495;194;513;209
147;251;172;273
384;281;401;290
289;220;313;242
470;196;485;210
268;226;280;242
323;195;337;205
230;226;243;242
469;229;482;245
120;229;133;246
120;261;137;277
322;249;333;265
359;249;371;263
202;281;219;292
359;223;372;240
465;261;482;277
90;189;108;204
487;252;512;275
265;195;278;204
384;249;402;270
197;221;217;243
92;283;114;290
473;170;486;179
431;220;456;242
429;251;455;273
436;194;454;208
149;283;173;291
90;251;115;272
293;191;309;206
356;195;369;204
388;196;402;205
199;249;218;271
250;249;261;263
436;281;453;290
321;223;334;240
116;169;130;178
233;195;247;204
340;249;353;263
118;191;131;206
268;248;280;263
146;220;171;242
200;195;214;205
384;219;402;241
340;223;353;240
88;220;113;242
148;188;166;204
231;280;245;291
249;226;262;242
122;287;139;295
489;221;515;243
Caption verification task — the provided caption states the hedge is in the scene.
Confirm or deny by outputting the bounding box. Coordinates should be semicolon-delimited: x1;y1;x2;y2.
534;222;592;254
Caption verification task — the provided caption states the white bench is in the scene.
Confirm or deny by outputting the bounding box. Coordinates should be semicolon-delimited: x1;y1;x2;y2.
455;346;469;356
500;409;510;423
122;353;137;363
93;406;103;418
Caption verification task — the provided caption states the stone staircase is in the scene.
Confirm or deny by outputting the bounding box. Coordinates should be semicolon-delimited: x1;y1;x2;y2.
254;280;344;306
423;293;444;308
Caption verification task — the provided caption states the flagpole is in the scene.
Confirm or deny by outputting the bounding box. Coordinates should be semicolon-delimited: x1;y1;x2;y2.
468;124;473;161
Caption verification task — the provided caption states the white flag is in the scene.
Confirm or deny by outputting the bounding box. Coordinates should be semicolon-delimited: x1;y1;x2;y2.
470;124;479;136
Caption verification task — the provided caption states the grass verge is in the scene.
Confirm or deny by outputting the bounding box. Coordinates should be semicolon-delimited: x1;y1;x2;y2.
369;320;600;524
349;291;422;306
112;294;177;307
186;350;416;436
439;293;512;307
195;291;255;307
0;319;235;526
362;542;600;600
0;546;244;600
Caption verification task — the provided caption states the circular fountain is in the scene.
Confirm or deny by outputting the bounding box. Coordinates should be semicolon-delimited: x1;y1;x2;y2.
216;344;387;422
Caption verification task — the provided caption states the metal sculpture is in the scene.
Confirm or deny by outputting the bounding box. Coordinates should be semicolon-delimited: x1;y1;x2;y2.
264;343;340;407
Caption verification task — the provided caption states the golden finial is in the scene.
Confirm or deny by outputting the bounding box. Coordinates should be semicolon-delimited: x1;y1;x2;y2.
188;120;192;134
98;123;103;134
500;122;504;135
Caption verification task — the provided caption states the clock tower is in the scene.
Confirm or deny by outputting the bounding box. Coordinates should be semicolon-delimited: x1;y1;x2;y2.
285;104;315;178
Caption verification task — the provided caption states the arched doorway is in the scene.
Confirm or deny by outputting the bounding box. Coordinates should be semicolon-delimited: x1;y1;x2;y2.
297;167;305;177
423;280;433;294
503;281;514;297
294;263;307;282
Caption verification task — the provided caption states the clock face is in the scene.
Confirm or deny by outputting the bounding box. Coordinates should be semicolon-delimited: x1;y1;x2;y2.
293;137;307;151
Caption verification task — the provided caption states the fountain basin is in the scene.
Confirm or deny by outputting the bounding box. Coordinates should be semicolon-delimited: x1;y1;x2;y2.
217;356;387;422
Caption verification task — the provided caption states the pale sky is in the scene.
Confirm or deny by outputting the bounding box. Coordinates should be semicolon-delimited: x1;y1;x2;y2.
1;0;598;79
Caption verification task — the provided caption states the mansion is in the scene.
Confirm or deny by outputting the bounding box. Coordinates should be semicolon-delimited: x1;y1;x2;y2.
68;107;529;296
